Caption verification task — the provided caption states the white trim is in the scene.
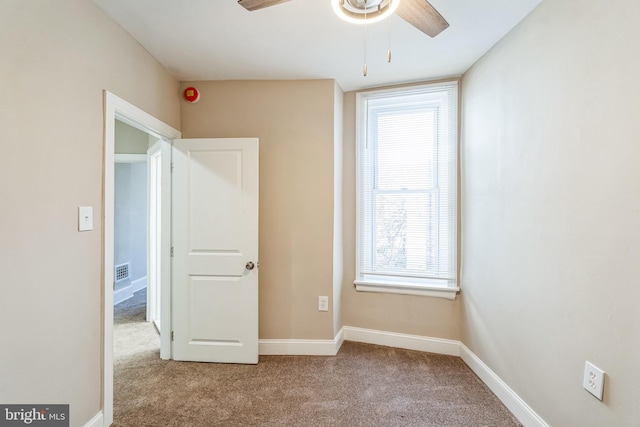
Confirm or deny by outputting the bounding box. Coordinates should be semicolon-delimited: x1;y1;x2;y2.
132;276;147;292
354;281;459;300
114;153;147;163
335;326;345;351
342;326;460;356
112;277;146;306
113;285;133;306
355;82;459;297
103;91;181;427
152;318;161;334
135;136;171;358
109;94;180;140
459;344;550;427
83;412;103;427
259;329;345;356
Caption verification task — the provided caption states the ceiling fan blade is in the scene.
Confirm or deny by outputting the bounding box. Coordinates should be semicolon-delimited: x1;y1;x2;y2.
237;0;293;11
395;0;449;38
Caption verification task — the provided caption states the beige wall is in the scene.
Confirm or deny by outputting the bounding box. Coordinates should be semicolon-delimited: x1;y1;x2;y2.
179;80;338;340
461;0;640;425
340;90;461;340
6;0;637;424
0;0;180;425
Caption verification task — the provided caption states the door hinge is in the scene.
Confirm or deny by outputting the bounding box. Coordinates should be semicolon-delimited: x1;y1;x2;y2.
171;247;174;257
171;162;174;172
171;331;174;341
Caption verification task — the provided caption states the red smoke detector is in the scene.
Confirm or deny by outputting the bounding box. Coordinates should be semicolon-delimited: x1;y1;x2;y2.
183;87;200;103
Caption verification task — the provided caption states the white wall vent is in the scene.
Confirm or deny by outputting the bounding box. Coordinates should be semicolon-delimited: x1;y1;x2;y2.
114;262;130;283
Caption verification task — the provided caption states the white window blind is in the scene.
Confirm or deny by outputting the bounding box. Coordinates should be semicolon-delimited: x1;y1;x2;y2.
355;82;458;296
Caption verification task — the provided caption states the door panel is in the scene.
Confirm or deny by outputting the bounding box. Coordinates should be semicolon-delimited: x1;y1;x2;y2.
188;150;243;251
172;138;259;364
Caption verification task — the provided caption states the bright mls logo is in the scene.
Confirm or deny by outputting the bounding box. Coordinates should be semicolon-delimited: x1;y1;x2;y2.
0;405;68;427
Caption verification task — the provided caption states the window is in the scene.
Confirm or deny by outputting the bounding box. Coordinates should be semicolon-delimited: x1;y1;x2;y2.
355;81;458;299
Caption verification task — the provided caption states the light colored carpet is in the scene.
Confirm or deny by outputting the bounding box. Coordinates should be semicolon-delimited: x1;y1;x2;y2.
114;290;521;427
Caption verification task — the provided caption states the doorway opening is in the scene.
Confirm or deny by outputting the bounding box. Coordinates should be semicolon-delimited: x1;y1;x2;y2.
113;120;150;308
112;121;160;421
103;91;180;427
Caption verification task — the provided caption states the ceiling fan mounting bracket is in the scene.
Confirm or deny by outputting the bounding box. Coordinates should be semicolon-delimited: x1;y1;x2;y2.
333;0;398;24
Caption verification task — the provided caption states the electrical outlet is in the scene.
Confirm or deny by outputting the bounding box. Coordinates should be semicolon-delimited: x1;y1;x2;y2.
583;361;605;401
318;296;329;312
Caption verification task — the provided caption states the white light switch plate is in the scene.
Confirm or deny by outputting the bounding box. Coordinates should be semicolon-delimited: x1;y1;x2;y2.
583;361;605;401
78;206;93;231
318;296;329;312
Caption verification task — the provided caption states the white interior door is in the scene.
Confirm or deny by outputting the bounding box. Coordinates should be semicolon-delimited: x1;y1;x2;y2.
171;138;259;364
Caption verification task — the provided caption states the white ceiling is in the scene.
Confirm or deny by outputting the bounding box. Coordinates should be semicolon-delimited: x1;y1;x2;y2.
94;0;541;92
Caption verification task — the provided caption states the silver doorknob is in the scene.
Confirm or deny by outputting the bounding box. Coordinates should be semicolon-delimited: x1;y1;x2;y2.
246;262;255;270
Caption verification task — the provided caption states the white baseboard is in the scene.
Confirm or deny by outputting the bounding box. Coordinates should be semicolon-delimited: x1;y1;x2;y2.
342;326;460;356
132;276;147;292
259;328;344;356
83;411;103;427
459;343;549;427
113;285;133;305
334;327;345;351
114;276;147;306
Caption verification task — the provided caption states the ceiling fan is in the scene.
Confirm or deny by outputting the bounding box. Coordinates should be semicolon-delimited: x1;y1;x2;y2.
237;0;449;38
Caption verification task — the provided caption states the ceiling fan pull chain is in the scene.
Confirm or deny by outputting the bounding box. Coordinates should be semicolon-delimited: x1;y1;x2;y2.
363;0;368;76
387;2;392;63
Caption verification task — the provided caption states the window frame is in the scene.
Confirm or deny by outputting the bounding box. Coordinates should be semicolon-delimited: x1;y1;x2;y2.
354;81;459;300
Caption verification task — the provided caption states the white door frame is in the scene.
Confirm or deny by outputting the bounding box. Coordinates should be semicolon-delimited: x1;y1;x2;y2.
146;142;162;329
102;91;180;427
145;138;172;338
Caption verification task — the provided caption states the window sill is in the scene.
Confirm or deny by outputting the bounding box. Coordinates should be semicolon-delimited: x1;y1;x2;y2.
354;280;460;300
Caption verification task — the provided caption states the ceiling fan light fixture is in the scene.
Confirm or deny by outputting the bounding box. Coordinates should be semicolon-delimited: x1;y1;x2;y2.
332;0;401;25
